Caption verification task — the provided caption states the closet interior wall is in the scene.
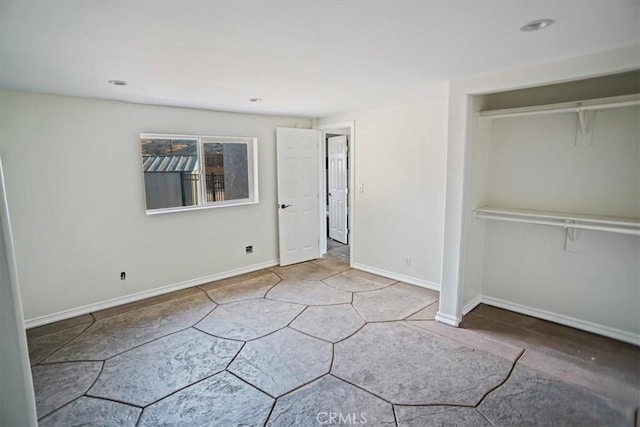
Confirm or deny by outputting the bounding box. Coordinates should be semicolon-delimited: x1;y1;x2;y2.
462;71;640;344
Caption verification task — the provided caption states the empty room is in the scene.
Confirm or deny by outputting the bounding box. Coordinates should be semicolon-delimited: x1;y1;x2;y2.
1;1;639;426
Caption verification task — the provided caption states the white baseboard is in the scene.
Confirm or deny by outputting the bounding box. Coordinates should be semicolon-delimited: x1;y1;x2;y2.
351;263;440;292
480;295;640;347
462;294;483;315
435;312;461;326
24;259;280;329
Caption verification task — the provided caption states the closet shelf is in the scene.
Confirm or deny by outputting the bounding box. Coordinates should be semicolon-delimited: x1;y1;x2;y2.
473;207;640;236
478;94;640;119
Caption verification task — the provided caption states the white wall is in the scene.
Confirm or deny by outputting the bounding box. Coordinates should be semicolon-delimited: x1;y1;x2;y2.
0;158;37;426
0;89;311;322
318;83;450;289
440;45;640;327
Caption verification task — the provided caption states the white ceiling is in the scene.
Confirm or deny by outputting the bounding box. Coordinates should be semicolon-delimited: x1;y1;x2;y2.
1;1;638;117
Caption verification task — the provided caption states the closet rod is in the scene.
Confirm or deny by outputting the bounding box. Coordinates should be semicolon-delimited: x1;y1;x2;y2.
479;97;640;119
474;212;640;236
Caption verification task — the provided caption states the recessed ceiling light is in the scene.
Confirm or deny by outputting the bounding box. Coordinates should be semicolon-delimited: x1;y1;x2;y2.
520;19;554;32
249;97;262;102
108;79;128;86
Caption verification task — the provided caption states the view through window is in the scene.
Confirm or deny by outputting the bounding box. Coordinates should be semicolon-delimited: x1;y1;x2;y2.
140;134;257;213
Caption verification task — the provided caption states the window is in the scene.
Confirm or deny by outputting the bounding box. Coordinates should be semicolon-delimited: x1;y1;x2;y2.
140;133;258;214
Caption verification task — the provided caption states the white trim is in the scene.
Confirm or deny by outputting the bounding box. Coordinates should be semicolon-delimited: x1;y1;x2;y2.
0;156;38;423
462;294;483;315
480;295;640;346
352;262;440;291
317;121;355;267
24;259;279;329
435;312;461;326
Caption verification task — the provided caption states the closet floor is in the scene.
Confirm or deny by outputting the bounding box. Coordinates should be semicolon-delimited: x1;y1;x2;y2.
27;257;638;426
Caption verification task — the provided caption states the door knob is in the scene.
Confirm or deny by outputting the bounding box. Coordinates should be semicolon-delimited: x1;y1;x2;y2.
280;204;292;209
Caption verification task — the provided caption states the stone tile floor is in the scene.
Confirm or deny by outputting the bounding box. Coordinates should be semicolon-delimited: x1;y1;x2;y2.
27;254;639;426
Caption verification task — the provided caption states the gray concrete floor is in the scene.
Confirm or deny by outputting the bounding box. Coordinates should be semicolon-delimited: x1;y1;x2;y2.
27;254;638;426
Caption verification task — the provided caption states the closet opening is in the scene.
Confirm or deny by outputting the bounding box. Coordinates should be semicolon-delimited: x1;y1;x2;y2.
460;70;640;345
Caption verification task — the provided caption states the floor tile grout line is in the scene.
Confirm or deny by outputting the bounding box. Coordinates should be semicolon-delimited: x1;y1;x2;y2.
329;342;336;372
262;399;278;427
42;325;197;365
198;286;218;304
476;406;497;426
36;361;105;421
225;369;280;400
84;360;106;394
286;304;310;327
41;296;215;363
32;322;94;367
393;402;476;409
225;341;247;370
262;277;284;300
134;406;144;427
37;358;106;366
345;280;401;294
392;404;399;427
227;323;296;344
474;348;526;408
36;394;85;422
327;373;395;406
192;303;218;325
400;302;439;322
268;299;354;308
252;371;336;405
264;292;352;307
137;369;231;410
82;392;145;410
98;326;195;362
350;302;369;323
332;320;367;345
90;292;206;323
40;320;98;364
193;325;247;343
204;276;283;305
288;325;338;345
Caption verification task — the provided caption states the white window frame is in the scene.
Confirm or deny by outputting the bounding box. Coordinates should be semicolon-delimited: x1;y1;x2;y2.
140;133;259;215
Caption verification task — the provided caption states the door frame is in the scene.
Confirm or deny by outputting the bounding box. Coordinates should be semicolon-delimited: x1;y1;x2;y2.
317;121;355;265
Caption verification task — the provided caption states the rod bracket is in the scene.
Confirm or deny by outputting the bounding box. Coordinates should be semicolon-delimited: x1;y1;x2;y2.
575;107;594;146
564;220;581;252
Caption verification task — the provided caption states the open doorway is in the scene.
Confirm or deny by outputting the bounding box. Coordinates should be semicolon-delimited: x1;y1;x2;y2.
318;122;354;264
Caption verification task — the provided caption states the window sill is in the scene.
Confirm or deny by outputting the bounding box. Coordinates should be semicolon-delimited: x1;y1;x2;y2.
145;199;259;215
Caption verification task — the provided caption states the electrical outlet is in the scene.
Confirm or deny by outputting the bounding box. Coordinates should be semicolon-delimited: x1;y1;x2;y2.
404;257;411;267
245;245;253;254
120;271;126;280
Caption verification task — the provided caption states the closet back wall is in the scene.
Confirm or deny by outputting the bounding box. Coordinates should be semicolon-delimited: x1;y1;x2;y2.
0;89;311;323
479;105;639;339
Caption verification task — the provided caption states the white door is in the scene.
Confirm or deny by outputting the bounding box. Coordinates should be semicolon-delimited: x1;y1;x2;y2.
328;135;348;244
276;128;320;266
